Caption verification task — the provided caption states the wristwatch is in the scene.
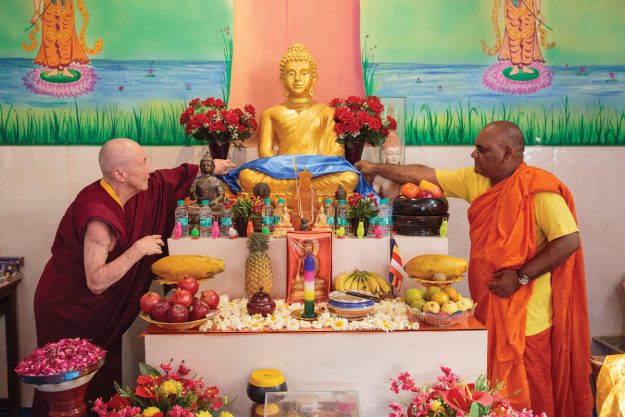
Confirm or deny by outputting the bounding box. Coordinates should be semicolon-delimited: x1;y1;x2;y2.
516;270;530;285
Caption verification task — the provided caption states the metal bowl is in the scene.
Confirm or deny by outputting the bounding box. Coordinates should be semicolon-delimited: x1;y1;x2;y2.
17;358;105;385
392;197;448;216
392;214;448;236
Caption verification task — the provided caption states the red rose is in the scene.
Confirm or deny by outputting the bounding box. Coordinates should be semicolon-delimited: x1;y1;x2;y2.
180;108;193;125
209;120;226;132
335;123;347;134
244;104;256;115
237;123;246;132
356;110;370;124
329;98;343;108
387;115;397;130
250;118;258;130
334;107;353;123
367;96;384;114
206;109;217;120
234;108;244;117
223;110;240;125
368;116;382;131
347;120;362;134
214;98;226;108
347;96;364;106
189;98;200;107
381;127;389;138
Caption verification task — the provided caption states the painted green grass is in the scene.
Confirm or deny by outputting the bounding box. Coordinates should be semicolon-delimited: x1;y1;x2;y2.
0;101;194;146
220;27;233;105
2;98;625;146
406;98;625;146
361;34;378;97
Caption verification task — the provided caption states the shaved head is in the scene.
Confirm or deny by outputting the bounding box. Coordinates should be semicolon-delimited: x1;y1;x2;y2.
99;138;143;180
483;121;525;157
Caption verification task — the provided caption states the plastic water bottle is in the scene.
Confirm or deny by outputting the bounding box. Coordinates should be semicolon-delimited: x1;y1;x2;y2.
274;198;286;225
174;200;189;238
323;199;336;233
368;202;379;236
198;200;213;238
377;198;392;236
336;199;349;234
220;199;233;237
262;198;274;233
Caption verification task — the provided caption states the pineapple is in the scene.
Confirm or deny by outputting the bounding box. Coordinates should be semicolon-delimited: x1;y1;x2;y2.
245;233;273;297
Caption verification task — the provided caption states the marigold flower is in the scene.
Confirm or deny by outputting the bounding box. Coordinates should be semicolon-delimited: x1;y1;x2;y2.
142;407;161;417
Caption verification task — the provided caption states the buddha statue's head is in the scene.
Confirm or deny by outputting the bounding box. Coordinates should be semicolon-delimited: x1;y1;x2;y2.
280;43;317;99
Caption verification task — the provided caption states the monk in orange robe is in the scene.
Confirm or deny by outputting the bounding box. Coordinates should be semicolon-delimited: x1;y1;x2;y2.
355;121;593;417
30;0;89;77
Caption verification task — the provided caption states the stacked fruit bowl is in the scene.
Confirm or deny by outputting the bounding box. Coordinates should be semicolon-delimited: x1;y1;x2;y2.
139;255;224;331
404;254;474;327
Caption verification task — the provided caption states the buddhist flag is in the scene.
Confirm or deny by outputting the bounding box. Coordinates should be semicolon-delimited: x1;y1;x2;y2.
389;238;407;289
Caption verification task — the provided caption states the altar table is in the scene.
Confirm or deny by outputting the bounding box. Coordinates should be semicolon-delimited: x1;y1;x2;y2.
144;317;487;417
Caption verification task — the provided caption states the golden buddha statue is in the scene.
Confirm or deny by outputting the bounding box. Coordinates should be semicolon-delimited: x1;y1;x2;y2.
232;43;364;195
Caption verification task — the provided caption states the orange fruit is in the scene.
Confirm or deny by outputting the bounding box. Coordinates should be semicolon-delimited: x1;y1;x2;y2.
400;183;420;198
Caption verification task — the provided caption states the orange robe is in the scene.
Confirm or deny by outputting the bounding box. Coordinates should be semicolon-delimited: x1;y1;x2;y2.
34;0;89;69
467;163;592;416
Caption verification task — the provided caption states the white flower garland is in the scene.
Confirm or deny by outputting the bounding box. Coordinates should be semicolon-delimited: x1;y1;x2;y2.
199;296;419;332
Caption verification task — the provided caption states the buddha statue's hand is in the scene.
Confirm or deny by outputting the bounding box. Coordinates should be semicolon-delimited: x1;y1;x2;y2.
214;159;237;175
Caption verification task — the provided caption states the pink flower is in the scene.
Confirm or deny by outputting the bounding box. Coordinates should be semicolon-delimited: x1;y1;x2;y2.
177;361;190;376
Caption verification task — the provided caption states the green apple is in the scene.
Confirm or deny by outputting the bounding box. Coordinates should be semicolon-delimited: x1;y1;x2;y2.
457;297;474;311
410;299;425;311
404;288;425;304
423;301;440;314
424;286;442;301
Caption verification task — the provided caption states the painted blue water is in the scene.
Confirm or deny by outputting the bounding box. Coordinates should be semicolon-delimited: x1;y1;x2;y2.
0;59;623;112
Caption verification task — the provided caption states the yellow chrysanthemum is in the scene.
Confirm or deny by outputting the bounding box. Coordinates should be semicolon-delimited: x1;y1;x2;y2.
143;407;161;417
219;411;233;417
161;379;184;395
195;411;213;417
430;400;444;414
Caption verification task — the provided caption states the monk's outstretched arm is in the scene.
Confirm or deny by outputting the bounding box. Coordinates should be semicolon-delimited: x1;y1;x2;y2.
489;232;581;297
354;160;439;186
83;220;164;294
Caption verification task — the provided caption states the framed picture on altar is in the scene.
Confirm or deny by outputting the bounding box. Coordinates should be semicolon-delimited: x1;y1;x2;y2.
378;96;406;166
286;231;332;304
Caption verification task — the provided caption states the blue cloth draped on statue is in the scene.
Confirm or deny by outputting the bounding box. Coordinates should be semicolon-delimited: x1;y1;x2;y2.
220;155;376;195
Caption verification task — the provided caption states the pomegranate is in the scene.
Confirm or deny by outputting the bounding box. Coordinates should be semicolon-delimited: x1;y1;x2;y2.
170;288;193;308
150;300;171;322
189;300;211;321
200;289;220;310
167;304;189;323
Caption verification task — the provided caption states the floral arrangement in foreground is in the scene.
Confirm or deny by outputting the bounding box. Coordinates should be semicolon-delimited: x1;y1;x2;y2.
346;192;379;221
330;95;397;148
93;360;231;417
180;97;257;146
15;338;106;377
226;193;264;219
388;367;546;417
199;296;419;332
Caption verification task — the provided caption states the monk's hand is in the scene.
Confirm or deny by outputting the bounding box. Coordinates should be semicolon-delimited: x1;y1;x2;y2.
354;160;378;183
134;235;164;256
488;269;520;298
213;159;236;175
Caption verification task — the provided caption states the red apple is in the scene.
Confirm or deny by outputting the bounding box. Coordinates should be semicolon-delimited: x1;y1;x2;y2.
416;190;434;199
177;276;199;296
139;291;162;314
150;300;171;322
170;288;193;308
167;304;189;323
200;289;220;310
189;300;211;321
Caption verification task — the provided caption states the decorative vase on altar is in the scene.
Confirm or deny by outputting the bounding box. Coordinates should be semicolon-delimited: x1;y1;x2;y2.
349;217;370;237
344;140;365;166
208;142;231;160
235;216;249;237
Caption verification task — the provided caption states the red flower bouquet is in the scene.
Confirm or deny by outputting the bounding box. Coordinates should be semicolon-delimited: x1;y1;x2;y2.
347;192;379;221
93;360;231;417
180;97;257;146
388;367;547;417
330;95;397;148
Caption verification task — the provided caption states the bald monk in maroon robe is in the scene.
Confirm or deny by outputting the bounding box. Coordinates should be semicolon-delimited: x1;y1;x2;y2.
32;139;235;417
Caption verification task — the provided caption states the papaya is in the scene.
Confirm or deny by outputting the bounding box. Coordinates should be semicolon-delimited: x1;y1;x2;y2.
404;254;467;279
151;255;225;281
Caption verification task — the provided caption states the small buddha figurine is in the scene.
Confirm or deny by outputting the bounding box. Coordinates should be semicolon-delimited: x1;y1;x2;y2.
228;43;373;196
189;152;226;216
272;208;294;238
312;206;331;232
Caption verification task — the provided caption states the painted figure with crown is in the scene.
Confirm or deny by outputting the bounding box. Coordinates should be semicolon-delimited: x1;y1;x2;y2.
222;44;375;197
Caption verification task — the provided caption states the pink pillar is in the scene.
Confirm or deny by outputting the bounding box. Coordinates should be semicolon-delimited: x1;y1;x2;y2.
229;0;365;145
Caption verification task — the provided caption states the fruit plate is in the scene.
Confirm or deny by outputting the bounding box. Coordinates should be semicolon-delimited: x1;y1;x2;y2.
406;305;473;327
410;275;464;289
139;310;219;331
155;276;215;286
327;305;375;320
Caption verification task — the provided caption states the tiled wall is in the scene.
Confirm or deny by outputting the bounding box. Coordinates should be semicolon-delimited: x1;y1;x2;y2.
1;145;624;405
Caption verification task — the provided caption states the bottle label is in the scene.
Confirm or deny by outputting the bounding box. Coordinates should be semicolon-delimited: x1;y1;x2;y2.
176;217;188;227
200;217;213;227
338;217;348;226
221;217;232;227
370;217;378;225
263;216;274;225
327;216;335;225
274;215;281;224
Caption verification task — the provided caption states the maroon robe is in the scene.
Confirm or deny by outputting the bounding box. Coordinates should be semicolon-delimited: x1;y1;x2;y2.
32;164;198;417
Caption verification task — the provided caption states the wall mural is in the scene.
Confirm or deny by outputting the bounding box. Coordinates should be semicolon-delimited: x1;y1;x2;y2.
0;0;623;146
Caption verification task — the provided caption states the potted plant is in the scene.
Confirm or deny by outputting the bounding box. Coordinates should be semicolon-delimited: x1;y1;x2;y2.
329;95;397;165
346;193;379;236
180;97;257;159
230;194;263;237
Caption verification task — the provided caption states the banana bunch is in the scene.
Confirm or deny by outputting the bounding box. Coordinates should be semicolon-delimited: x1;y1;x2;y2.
334;269;391;297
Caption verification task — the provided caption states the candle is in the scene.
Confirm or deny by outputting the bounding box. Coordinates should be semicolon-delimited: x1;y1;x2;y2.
301;253;316;318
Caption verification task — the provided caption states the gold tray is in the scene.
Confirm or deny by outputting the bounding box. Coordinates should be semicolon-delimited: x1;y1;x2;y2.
410;275;464;289
140;310;219;331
